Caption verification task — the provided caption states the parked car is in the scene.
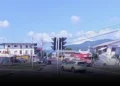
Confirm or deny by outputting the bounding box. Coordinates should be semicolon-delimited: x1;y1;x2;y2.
62;59;67;63
61;60;87;73
39;57;52;65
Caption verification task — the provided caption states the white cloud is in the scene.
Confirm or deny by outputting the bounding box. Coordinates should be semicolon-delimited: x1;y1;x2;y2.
28;28;120;46
50;32;56;37
76;31;84;36
58;30;72;38
71;16;80;24
27;30;72;44
71;28;120;44
0;20;9;28
71;37;93;45
28;31;34;36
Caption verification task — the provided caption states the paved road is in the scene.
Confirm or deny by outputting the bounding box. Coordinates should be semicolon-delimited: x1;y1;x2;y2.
1;62;120;82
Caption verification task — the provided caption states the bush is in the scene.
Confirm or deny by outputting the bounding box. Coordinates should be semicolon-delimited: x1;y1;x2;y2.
92;53;98;60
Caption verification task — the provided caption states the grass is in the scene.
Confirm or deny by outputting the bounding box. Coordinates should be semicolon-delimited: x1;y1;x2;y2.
0;63;42;70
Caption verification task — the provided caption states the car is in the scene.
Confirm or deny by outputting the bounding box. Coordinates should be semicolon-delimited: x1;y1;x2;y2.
61;60;87;73
87;63;92;67
47;60;52;65
62;59;67;63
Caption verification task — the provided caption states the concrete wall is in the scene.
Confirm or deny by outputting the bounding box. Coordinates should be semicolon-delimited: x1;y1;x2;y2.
0;48;35;56
4;44;33;49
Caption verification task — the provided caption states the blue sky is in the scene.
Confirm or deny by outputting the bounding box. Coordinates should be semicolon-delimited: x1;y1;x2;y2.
0;0;120;49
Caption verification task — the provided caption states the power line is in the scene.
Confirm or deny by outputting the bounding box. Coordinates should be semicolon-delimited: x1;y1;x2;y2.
67;30;119;45
67;24;120;41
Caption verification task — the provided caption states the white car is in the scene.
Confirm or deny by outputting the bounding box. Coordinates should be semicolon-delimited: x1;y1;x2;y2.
61;60;87;73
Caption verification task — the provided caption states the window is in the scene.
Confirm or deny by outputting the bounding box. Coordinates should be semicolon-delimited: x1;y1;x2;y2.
20;50;22;54
112;47;116;51
8;45;10;47
77;62;86;65
14;45;17;47
103;48;107;52
20;45;22;49
67;61;74;64
30;45;32;48
26;45;28;48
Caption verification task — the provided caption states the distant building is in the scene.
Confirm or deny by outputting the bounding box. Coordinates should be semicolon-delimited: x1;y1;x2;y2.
51;50;77;60
92;40;120;56
0;43;37;56
90;40;120;65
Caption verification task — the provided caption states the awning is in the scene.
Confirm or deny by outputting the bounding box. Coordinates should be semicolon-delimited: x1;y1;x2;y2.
98;47;107;51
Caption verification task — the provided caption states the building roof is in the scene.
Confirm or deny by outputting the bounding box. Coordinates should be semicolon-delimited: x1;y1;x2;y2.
93;40;120;48
0;43;37;45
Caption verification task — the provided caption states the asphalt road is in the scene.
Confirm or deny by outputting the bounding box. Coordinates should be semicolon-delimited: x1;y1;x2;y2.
1;62;120;82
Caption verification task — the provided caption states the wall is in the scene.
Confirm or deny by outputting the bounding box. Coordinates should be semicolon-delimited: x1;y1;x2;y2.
8;49;35;55
5;44;33;49
0;44;35;56
107;43;120;56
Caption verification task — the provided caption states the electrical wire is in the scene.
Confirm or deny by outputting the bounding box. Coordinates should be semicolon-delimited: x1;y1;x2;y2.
66;30;119;45
66;24;120;41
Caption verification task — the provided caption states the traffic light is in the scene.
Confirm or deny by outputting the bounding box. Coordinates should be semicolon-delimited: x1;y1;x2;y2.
51;37;57;50
59;37;67;50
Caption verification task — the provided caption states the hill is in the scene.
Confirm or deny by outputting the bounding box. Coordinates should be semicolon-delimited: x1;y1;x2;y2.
66;39;113;51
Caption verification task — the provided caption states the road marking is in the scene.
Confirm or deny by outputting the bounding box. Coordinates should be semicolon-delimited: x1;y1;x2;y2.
89;67;120;75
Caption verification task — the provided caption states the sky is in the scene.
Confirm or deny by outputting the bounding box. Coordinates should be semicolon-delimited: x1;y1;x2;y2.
0;0;120;49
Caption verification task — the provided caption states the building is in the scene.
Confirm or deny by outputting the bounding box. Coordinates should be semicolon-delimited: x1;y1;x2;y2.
51;50;77;60
0;43;37;56
90;40;120;65
92;40;120;56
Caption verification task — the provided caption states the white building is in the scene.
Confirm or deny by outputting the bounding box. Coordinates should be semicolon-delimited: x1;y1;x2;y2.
0;43;37;56
91;40;120;65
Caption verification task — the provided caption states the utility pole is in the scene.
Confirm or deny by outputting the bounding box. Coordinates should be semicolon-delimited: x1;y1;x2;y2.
61;38;62;59
40;37;44;59
57;37;59;76
31;36;34;68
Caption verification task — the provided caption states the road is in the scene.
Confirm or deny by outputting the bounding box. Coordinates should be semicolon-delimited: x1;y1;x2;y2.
1;62;120;82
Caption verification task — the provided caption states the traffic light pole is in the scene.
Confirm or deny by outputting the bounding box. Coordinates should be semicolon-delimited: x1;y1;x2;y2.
57;37;59;76
61;38;62;58
31;36;34;69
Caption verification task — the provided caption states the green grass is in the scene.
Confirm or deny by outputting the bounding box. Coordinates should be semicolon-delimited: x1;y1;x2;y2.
0;63;41;70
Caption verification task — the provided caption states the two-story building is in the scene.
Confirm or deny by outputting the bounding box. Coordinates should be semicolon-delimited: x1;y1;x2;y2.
0;43;37;56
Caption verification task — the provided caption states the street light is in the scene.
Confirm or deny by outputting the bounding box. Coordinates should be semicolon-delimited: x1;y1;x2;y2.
31;36;34;68
40;37;45;59
57;37;59;75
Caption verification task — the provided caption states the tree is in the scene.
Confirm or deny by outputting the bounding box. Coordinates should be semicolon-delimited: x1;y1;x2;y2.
92;53;98;61
65;47;72;50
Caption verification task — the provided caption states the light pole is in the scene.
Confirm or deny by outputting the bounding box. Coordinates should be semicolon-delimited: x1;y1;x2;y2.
40;37;45;59
57;37;60;76
40;38;43;59
31;36;34;68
